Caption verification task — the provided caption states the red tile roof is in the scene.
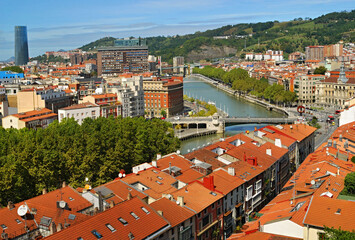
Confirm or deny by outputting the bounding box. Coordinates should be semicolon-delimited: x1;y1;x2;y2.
12;108;52;119
303;196;355;231
45;197;170;240
150;197;195;227
0;186;92;239
60;102;98;110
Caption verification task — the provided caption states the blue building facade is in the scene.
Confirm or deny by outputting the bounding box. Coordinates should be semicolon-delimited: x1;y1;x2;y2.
0;71;24;84
15;26;29;66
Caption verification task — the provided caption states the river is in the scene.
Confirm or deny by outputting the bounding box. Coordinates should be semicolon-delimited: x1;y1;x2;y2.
179;76;283;154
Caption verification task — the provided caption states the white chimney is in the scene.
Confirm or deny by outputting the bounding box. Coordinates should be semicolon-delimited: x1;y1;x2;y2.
228;167;235;176
266;149;272;156
177;196;184;206
157;154;162;160
152;160;157;167
176;150;181;155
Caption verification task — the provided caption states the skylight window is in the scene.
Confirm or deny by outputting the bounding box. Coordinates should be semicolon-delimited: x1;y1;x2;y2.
15;219;22;224
91;230;103;239
290;201;305;212
130;212;139;220
68;214;76;220
1;224;7;229
69;197;74;201
210;192;217;196
118;217;128;226
157;176;163;180
156;181;162;185
105;223;116;233
141;207;150;214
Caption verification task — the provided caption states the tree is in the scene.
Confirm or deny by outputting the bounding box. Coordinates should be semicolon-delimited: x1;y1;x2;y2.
351;156;355;164
1;66;24;73
319;226;355;240
240;53;246;59
161;109;167;118
314;66;327;75
343;172;355;195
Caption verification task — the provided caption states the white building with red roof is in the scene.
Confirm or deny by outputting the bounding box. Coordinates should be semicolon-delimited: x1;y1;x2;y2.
58;102;100;125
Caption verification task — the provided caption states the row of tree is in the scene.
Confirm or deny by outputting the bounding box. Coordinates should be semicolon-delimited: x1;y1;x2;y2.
193;66;297;105
0;117;180;206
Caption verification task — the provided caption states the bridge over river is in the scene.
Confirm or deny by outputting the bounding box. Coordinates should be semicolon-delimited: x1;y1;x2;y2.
166;115;298;134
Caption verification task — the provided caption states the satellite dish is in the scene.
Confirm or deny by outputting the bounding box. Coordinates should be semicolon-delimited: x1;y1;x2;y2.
59;201;67;209
118;173;123;178
17;205;28;217
311;180;316;185
85;177;89;182
123;173;126;178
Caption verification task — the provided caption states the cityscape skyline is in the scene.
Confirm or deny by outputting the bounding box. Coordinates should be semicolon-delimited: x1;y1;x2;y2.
0;0;354;60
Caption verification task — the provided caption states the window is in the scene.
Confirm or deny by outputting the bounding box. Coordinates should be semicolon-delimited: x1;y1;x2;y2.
1;224;7;229
69;197;74;201
217;207;221;216
130;212;139;220
118;217;128;226
105;223;116;232
197;213;201;218
91;230;103;239
212;203;215;209
246;186;253;201
15;219;22;224
141;207;150;214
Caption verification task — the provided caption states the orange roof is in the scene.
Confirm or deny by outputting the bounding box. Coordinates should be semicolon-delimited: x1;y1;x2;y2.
268;124;317;142
150;197;195;227
202;169;244;195
0;186;92;239
184;148;224;170
45;197;170;240
12;108;53;119
90;93;117;99
93;179;147;205
20;113;58;122
175;168;204;183
171;181;223;213
303;196;355;231
60;102;98;110
230;231;302;240
122;168;179;200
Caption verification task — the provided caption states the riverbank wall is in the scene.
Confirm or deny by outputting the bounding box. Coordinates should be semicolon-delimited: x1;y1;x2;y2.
190;74;293;117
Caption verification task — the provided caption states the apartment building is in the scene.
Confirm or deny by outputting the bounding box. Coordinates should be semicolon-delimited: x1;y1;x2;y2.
106;76;145;117
17;87;73;113
82;93;122;118
97;46;149;76
2;108;57;129
143;76;183;118
293;75;326;105
305;46;324;60
173;56;185;74
0;70;24;84
58;102;100;124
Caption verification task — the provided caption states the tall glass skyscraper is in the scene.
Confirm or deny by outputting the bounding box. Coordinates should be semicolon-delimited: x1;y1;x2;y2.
15;26;29;66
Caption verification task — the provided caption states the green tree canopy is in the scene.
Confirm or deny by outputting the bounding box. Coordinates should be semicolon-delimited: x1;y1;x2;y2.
314;66;327;75
0;117;180;205
1;66;24;73
343;172;355;195
319;226;355;240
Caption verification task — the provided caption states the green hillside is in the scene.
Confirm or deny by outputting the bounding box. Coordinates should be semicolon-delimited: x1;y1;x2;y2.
79;10;355;62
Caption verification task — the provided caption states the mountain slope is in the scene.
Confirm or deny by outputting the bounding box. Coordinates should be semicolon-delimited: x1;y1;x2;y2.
79;10;355;62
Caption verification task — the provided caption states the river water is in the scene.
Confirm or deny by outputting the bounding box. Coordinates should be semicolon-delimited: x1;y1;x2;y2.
179;76;283;154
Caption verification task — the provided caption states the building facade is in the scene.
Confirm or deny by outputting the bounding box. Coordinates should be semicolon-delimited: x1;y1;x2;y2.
143;77;183;118
0;71;24;84
82;93;122;118
173;56;185;74
293;75;326;105
2;108;57;129
58;102;100;124
97;46;149;76
305;46;324;60
106;76;145;118
14;26;29;66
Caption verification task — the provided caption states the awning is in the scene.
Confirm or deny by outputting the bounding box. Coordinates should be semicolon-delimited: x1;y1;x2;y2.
224;210;232;217
235;203;243;208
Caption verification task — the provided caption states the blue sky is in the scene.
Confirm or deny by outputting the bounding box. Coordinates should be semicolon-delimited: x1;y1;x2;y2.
0;0;353;60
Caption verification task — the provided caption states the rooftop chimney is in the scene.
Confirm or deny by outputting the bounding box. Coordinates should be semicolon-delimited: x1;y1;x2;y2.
333;140;337;149
110;201;115;208
56;223;63;232
177;196;184;207
157;210;163;216
50;221;57;235
127;192;132;200
152;160;157;167
157;154;162;160
228;167;235;176
62;181;67;188
266;149;272;156
42;188;47;195
7;201;14;210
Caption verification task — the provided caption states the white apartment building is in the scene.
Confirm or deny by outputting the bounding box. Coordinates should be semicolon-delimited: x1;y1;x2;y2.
106;76;145;118
58;102;100;125
294;75;326;105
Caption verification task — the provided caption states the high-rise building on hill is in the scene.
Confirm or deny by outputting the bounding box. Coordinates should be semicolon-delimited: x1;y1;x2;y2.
14;26;29;66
